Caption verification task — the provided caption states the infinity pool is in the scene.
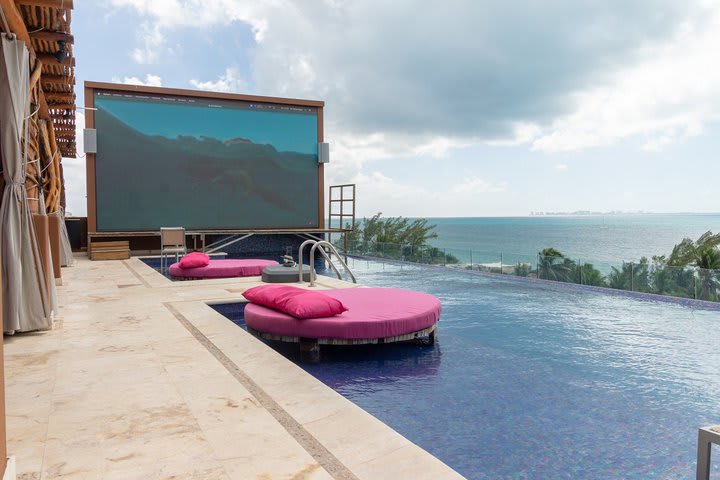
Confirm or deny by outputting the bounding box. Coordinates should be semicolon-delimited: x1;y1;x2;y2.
214;260;720;479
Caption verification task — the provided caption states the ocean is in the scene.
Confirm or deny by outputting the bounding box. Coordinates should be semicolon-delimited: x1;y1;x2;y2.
423;214;720;269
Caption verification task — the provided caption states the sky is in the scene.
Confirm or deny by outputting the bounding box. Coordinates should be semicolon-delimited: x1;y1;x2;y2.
63;0;720;218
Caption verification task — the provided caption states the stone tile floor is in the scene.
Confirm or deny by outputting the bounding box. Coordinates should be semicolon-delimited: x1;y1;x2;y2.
5;256;463;480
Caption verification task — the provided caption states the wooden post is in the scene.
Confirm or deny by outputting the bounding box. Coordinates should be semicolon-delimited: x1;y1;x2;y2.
47;214;62;280
32;214;52;297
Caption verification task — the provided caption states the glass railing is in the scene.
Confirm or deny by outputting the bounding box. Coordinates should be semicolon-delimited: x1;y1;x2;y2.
339;240;720;303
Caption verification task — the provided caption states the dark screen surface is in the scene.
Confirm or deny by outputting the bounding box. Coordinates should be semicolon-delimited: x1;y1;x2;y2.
93;90;320;231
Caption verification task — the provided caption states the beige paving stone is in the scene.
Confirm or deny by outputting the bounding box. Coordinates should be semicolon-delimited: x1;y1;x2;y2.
221;455;333;480
12;442;45;480
5;255;464;480
266;377;350;426
302;407;411;466
102;464;230;480
353;444;466;480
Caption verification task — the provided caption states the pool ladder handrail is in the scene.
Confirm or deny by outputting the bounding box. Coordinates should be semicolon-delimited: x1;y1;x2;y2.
298;239;356;286
298;239;341;281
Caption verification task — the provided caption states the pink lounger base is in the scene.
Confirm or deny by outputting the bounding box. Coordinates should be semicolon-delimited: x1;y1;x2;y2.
244;287;441;340
168;259;279;279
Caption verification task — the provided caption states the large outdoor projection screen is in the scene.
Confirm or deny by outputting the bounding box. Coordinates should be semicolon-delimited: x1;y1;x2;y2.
91;86;321;231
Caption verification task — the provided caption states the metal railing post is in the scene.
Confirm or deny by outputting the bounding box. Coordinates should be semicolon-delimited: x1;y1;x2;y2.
309;240;357;286
579;259;582;285
298;239;317;282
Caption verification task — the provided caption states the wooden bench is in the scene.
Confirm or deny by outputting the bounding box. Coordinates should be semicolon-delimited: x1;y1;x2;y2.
89;240;130;261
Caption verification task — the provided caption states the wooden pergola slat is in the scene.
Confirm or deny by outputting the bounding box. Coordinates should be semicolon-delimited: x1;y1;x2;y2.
44;92;74;101
36;53;74;67
15;0;74;9
47;103;75;110
2;0;76;159
29;31;74;44
42;74;75;84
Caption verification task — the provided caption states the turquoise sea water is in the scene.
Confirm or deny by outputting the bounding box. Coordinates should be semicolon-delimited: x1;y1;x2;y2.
424;214;720;267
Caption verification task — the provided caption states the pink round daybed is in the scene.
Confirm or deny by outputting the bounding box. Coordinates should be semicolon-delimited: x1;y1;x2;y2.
168;259;279;279
244;287;441;347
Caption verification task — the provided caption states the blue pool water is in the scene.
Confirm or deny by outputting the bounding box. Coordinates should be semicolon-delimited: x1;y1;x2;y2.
214;260;720;479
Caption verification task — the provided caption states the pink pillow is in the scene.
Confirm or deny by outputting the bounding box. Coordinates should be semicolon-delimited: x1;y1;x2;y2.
243;285;348;319
178;252;210;269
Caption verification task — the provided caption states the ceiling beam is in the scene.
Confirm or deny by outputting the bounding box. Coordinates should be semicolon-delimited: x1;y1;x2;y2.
15;0;74;9
47;103;75;110
36;53;74;66
1;0;31;43
42;74;74;85
44;92;74;101
0;0;52;120
30;31;73;43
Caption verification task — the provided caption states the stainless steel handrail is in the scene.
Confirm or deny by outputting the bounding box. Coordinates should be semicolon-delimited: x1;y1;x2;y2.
298;239;316;282
309;240;356;286
298;239;342;282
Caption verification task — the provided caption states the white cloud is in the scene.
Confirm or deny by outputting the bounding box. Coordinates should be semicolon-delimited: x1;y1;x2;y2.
108;0;701;156
83;0;720;217
111;74;163;87
452;177;508;194
130;22;164;64
642;136;673;152
350;171;438;216
190;67;246;92
343;171;510;217
531;5;720;153
486;122;544;147
107;0;271;42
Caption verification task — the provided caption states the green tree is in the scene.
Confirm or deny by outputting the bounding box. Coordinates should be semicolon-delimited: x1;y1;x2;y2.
607;257;651;292
667;231;720;266
514;262;532;277
696;247;720;301
342;213;458;264
650;255;695;298
344;213;437;248
537;248;573;282
574;262;606;286
665;231;720;301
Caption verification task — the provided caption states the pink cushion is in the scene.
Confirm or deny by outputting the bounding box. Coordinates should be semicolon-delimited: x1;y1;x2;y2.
178;252;210;269
243;285;348;319
168;259;279;278
244;288;441;339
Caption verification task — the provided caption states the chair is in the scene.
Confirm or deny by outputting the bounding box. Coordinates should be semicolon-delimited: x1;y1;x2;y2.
160;227;187;272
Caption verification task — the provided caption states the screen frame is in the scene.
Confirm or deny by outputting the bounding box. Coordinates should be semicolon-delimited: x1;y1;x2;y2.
84;81;325;234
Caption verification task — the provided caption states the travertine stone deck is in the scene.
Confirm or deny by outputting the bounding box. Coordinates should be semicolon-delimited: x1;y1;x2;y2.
5;256;464;480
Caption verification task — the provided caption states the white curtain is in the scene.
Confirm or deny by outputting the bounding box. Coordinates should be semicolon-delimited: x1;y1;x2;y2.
0;35;52;333
57;208;74;267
